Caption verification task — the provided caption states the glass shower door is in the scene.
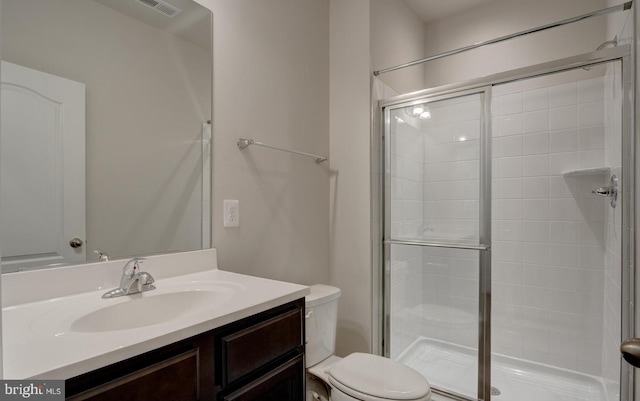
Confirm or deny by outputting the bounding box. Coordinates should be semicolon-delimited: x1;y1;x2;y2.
383;49;632;401
384;90;491;400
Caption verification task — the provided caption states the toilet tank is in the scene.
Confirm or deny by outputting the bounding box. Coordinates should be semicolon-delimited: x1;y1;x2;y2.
305;284;341;367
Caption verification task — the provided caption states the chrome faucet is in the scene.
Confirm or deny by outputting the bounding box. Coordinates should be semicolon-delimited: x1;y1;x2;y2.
93;248;110;262
102;257;156;299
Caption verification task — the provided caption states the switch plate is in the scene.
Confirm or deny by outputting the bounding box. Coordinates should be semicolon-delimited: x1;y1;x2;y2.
223;200;239;227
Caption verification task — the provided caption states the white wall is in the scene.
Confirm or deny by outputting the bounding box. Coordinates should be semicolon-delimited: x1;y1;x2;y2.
196;0;331;286
329;0;372;355
370;0;425;93
423;0;608;88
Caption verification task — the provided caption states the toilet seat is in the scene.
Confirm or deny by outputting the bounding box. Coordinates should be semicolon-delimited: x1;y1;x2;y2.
327;353;431;401
308;355;342;383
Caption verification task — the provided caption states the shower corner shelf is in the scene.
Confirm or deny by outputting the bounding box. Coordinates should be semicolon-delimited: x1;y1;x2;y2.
562;167;611;177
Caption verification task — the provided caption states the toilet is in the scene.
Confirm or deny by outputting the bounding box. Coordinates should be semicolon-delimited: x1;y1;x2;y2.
305;284;431;401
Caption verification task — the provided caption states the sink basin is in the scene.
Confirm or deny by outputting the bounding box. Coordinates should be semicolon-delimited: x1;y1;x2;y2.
71;290;229;332
27;281;243;335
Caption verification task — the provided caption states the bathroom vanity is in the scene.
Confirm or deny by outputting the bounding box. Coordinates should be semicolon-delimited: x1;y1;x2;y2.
66;298;304;400
2;250;308;401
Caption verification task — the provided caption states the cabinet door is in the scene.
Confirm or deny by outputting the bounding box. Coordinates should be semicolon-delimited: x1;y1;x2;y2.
222;355;304;401
221;308;303;386
67;349;199;401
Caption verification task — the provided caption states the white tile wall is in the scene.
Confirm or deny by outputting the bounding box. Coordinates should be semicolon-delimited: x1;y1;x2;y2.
389;94;482;358
420;246;479;349
492;74;608;375
390;115;424;239
421;95;482;242
414;96;482;353
390;244;423;357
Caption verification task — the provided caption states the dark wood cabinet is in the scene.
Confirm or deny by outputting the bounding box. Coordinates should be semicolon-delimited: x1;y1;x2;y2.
221;355;304;401
219;307;303;387
67;350;200;401
65;298;305;401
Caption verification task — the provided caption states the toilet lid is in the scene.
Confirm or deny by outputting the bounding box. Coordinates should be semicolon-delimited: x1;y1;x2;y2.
328;353;431;400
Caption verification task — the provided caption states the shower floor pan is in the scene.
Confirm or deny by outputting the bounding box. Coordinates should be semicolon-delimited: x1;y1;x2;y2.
396;337;610;401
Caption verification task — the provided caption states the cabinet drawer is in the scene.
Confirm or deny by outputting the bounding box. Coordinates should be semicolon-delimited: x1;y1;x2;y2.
221;308;302;386
221;354;304;401
67;349;199;401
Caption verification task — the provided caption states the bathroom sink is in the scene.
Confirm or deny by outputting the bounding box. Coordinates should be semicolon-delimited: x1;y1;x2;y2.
27;281;242;335
71;290;229;332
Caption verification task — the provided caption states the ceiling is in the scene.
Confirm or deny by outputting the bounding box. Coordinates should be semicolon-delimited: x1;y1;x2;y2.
94;0;211;48
403;0;497;23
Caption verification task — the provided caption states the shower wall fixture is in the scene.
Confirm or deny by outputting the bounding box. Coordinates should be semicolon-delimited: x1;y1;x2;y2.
591;174;618;208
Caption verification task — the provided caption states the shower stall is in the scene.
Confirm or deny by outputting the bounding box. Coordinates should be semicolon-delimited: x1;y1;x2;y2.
379;44;633;401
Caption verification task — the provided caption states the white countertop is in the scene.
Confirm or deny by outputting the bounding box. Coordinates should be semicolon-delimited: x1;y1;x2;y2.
2;250;309;380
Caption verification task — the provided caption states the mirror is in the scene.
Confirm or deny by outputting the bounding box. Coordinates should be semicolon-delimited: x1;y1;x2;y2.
0;0;213;272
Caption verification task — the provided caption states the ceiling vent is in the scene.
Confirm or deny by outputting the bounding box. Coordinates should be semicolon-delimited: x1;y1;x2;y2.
134;0;182;18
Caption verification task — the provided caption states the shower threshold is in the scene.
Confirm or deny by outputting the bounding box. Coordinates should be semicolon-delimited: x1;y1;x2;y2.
396;337;612;401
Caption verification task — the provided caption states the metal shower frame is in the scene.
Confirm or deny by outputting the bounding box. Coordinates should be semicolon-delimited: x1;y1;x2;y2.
379;45;634;401
373;2;631;77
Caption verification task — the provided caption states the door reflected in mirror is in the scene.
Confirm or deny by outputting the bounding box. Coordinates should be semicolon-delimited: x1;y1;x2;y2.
0;0;213;272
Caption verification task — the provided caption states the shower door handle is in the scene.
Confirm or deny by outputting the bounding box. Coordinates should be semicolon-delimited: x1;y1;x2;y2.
620;338;640;368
